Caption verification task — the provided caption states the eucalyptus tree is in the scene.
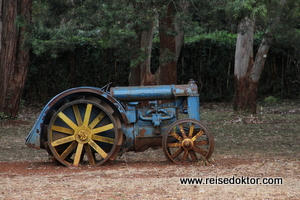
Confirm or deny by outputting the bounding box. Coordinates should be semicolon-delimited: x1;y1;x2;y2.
227;0;300;113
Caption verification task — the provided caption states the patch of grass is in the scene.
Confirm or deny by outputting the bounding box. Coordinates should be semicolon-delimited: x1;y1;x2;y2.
201;100;300;159
0;107;48;162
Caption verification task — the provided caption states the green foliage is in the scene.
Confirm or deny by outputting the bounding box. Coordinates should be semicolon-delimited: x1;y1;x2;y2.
30;0;160;56
25;30;300;103
185;31;236;44
178;31;237;101
0;112;10;120
264;96;278;105
227;0;267;20
25;46;130;103
23;0;300;104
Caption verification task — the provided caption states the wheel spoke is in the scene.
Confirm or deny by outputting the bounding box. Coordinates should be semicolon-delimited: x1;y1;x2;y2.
170;147;184;159
89;111;106;129
191;130;205;141
58;112;78;130
51;125;74;135
182;150;189;162
92;135;115;144
73;143;84;166
72;105;82;126
91;123;114;135
188;123;195;138
193;146;207;157
88;140;108;158
170;131;183;141
84;144;95;165
194;140;208;145
189;150;197;162
179;124;187;139
167;142;182;148
52;135;75;147
60;141;77;160
83;104;93;127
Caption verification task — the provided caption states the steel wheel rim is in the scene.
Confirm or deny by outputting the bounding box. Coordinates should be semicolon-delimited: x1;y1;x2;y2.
47;100;120;166
162;118;214;164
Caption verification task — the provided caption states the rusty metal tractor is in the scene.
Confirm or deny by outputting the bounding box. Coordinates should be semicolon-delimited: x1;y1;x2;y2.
26;80;214;166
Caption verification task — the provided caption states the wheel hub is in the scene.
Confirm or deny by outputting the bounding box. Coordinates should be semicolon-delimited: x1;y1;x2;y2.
182;139;194;150
75;127;91;143
78;129;89;141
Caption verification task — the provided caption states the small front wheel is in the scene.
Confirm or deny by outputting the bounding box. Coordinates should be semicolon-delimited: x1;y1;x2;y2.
162;119;214;164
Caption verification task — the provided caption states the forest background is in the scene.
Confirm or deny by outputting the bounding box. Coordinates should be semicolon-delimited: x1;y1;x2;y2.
0;0;300;118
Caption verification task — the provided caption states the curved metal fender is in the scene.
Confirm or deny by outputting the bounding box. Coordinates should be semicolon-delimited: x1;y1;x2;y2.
25;87;128;149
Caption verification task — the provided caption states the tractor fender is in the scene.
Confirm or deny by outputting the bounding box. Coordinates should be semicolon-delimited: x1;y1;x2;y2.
25;86;129;149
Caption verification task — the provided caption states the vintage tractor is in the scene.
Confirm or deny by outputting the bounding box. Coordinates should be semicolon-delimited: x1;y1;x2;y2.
25;80;214;166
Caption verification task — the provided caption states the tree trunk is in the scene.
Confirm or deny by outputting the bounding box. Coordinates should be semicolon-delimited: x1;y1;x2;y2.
156;2;177;85
129;1;187;87
128;21;156;86
156;1;188;85
0;0;32;117
234;17;272;114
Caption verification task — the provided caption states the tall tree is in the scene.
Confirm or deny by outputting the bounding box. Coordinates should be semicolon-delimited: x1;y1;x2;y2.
229;0;297;113
129;0;189;86
234;16;272;113
128;2;157;86
196;0;300;111
0;0;32;117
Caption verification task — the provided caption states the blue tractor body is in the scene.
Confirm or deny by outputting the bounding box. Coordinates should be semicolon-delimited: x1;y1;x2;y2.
26;80;214;166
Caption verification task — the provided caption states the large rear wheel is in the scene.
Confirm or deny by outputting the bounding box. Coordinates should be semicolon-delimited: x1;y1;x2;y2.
47;99;122;166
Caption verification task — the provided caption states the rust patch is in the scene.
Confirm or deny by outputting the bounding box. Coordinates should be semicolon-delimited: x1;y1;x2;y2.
139;128;147;136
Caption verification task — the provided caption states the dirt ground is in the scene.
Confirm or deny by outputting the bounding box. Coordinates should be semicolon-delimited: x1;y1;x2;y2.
0;102;299;199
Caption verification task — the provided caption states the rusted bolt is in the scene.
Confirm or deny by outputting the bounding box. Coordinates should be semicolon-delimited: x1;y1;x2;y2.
78;130;88;141
182;139;194;150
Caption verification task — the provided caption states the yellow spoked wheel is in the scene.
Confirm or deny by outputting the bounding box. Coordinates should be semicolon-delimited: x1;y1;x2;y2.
162;119;214;164
47;100;122;166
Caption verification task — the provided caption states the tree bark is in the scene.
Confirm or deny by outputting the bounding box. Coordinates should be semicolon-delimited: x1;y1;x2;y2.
155;1;187;85
128;21;156;86
234;17;272;114
0;0;32;117
156;1;177;85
